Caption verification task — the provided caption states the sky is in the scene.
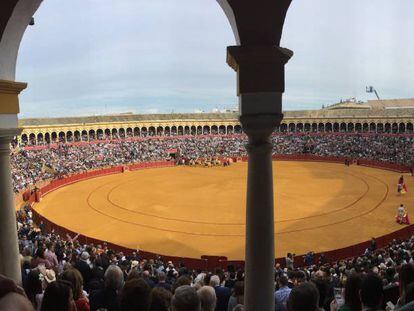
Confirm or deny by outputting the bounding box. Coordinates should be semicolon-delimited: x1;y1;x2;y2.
16;0;414;118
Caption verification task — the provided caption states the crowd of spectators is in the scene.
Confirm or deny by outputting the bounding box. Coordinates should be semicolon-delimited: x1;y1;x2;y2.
4;203;414;310
3;132;414;310
10;133;414;192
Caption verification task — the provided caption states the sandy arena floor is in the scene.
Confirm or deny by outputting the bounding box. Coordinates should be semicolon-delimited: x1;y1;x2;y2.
33;161;413;260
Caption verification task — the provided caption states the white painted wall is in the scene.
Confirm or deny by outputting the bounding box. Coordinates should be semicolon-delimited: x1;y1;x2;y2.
0;0;42;80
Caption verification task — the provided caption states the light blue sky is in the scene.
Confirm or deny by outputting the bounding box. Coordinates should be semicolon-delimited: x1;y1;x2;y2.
16;0;414;118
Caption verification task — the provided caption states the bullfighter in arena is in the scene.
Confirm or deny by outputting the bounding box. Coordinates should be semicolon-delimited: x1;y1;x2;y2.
396;204;409;225
398;175;408;195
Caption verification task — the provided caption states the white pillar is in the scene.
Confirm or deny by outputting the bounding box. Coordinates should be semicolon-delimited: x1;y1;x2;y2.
0;129;21;284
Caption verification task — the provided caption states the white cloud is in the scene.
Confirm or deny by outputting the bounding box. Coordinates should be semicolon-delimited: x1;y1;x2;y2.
16;0;414;117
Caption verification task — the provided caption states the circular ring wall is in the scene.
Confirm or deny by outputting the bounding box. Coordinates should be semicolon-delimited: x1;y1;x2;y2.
33;161;411;260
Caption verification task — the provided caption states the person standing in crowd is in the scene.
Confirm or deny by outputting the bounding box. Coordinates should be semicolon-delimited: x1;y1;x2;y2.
227;281;244;311
89;265;124;311
40;280;77;311
61;268;90;311
359;274;383;311
197;286;217;311
171;285;201;311
287;282;319;311
74;251;93;291
286;253;294;270
210;275;230;311
275;275;291;311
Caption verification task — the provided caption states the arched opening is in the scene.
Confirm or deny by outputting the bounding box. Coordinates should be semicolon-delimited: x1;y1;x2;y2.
164;126;170;136
355;123;362;133
88;130;95;141
119;128;126;139
407;123;413;133
347;123;354;132
325;123;332;132
369;123;376;133
333;123;339;132
318;123;325;132
391;123;398;133
157;126;163;136
197;126;203;135
126;128;133;137
184;126;190;135
29;133;36;145
304;123;311;132
280;123;287;133
340;123;347;132
191;126;197;135
58;131;66;142
171;126;177;136
111;128;118;139
399;123;405;133
311;123;318;132
134;127;140;137
141;127;148;137
81;130;88;141
211;125;218;134
219;125;226;134
21;134;28;145
148;126;156;136
234;125;242;134
97;129;104;140
177;126;183;135
377;123;384;133
288;123;296;132
362;123;369;133
74;131;80;142
296;123;303;132
203;125;210;135
37;133;43;144
105;129;111;139
227;125;234;134
66;131;73;142
384;123;391;133
51;132;58;142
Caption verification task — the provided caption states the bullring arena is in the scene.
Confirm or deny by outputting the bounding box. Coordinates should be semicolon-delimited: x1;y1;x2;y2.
33;158;413;260
14;99;414;267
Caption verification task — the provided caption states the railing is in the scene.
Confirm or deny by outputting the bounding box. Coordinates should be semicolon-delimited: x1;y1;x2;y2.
24;155;413;270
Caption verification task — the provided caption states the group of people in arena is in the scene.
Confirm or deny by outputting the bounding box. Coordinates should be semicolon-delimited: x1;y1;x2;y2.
2;203;414;310
10;133;414;193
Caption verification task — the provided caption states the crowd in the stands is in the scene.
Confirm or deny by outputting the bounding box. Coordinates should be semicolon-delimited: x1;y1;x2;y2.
3;203;414;310
10;134;414;192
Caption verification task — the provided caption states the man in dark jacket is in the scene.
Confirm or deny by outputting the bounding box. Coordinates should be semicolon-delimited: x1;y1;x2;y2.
210;275;230;311
74;251;93;291
90;265;124;311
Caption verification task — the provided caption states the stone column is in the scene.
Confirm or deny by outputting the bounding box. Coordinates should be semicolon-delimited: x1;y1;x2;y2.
0;129;21;283
0;79;27;284
241;114;281;311
227;46;292;311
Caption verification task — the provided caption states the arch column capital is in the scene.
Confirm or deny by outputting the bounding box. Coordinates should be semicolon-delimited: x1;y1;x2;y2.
227;46;293;95
0;79;27;115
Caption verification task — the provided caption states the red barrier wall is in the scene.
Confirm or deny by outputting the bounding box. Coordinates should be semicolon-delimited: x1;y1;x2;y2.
26;156;414;270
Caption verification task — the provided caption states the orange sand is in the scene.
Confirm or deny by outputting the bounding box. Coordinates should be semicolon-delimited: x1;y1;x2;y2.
33;161;413;260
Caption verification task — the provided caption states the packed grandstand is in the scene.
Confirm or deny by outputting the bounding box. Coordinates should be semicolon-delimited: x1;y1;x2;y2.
11;121;414;310
11;133;414;192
